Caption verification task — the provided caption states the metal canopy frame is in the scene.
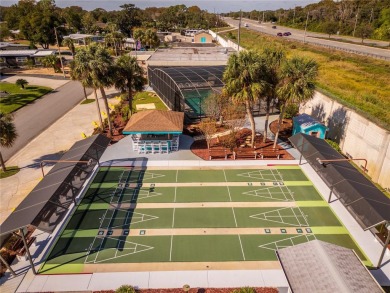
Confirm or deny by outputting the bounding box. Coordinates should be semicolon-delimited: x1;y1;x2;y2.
289;133;390;231
0;134;110;237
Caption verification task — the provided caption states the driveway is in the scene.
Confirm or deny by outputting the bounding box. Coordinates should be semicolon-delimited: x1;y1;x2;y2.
1;80;92;161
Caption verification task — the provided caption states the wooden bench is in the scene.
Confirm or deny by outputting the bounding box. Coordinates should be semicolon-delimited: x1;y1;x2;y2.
209;148;229;160
258;149;281;159
233;148;258;160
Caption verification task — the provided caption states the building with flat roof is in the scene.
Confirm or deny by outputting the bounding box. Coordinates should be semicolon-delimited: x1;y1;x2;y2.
146;47;235;67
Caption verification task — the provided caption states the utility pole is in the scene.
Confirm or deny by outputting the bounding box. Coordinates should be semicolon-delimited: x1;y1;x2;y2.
293;5;296;24
262;11;265;23
303;11;309;44
238;9;242;51
54;26;66;79
369;8;374;23
352;8;359;37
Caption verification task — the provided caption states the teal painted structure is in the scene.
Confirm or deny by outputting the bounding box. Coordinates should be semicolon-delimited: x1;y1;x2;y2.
292;113;327;139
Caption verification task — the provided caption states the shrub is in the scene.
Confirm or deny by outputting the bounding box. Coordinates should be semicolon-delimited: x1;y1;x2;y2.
284;104;299;119
121;105;130;121
15;79;29;89
115;285;136;293
232;287;256;293
326;139;342;153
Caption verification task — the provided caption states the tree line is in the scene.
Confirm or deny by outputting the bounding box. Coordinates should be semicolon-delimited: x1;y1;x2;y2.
224;0;390;42
0;0;226;48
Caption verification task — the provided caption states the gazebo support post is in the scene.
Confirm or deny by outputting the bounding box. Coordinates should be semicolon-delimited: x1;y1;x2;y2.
377;225;390;268
328;187;334;203
19;228;37;275
299;153;303;165
0;254;17;276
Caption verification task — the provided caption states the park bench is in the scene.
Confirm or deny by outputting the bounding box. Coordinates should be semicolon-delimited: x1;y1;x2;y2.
209;148;229;160
258;148;281;159
233;148;258;160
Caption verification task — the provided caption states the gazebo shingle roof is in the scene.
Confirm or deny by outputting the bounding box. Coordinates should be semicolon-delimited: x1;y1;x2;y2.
277;240;383;293
123;110;184;133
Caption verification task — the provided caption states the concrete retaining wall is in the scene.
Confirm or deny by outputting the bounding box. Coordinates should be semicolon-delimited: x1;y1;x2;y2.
301;91;390;190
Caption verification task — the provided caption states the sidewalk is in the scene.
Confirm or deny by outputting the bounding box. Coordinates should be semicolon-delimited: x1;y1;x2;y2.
0;87;119;224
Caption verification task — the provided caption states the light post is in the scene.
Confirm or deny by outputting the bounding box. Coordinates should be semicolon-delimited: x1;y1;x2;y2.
303;11;309;44
54;26;66;78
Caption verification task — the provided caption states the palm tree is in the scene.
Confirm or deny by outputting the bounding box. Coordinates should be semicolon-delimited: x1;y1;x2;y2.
0;112;18;172
88;44;115;136
70;47;105;132
144;29;160;50
62;37;75;57
114;55;146;116
223;50;264;147
273;57;319;148
259;45;285;143
15;79;29;89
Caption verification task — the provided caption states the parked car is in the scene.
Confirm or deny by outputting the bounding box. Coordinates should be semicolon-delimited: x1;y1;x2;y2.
244;23;249;27
283;32;291;36
272;25;277;29
277;32;283;36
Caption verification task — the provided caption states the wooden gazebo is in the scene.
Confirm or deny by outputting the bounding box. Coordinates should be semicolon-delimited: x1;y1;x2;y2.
123;110;184;154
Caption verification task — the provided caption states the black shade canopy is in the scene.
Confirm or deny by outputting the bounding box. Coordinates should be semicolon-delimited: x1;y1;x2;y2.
289;133;390;230
0;134;110;236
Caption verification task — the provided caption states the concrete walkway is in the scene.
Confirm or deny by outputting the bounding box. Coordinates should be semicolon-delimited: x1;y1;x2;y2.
0;87;119;224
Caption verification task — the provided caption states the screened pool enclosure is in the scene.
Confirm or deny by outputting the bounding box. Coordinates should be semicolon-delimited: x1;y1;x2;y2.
148;66;225;119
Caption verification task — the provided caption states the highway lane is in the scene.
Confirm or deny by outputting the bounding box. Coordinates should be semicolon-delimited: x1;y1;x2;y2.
2;81;92;161
223;17;390;60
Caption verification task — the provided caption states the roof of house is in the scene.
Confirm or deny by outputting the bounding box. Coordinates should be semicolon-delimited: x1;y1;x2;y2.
293;113;326;129
65;33;95;40
0;50;37;57
123;110;184;133
0;49;56;57
194;30;210;36
277;240;383;293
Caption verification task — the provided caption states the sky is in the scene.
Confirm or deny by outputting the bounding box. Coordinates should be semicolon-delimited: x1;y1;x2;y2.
1;0;322;13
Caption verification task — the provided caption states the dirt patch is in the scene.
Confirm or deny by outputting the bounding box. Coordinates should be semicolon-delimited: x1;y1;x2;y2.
269;119;293;142
191;128;293;160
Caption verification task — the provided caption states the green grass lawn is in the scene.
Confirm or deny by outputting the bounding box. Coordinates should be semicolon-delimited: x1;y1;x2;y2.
0;83;52;113
0;166;20;179
220;29;390;131
133;91;168;111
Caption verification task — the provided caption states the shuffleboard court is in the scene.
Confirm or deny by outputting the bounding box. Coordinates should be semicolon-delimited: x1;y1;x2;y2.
39;166;371;274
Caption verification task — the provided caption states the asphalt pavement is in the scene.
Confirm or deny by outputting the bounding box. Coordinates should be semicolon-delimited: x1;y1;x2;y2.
223;17;390;60
2;80;92;161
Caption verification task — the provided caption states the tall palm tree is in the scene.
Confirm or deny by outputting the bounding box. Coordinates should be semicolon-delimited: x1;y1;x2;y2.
70;47;105;132
114;55;146;116
88;44;115;136
0;112;18;172
223;50;264;147
273;57;319;148
259;45;285;143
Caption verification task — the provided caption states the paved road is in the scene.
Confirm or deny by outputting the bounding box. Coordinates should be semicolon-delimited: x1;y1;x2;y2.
223;17;390;60
2;81;92;161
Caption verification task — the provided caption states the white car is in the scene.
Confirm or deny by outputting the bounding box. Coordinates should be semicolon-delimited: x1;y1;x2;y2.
244;23;249;27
